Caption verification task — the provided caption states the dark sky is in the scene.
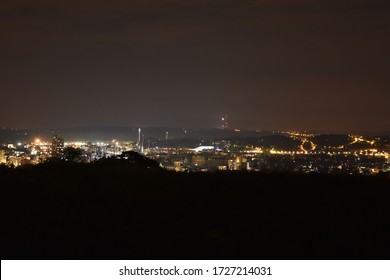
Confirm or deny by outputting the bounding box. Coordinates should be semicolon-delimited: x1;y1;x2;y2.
1;0;389;132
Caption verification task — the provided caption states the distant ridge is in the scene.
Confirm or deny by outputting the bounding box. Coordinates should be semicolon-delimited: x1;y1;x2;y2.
0;126;389;142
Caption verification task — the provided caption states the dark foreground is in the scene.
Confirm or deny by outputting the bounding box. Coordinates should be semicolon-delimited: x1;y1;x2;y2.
1;163;389;259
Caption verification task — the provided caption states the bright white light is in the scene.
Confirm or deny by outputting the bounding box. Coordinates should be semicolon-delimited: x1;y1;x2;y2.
191;146;214;152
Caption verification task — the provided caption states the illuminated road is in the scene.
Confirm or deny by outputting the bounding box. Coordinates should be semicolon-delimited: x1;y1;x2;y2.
300;139;316;153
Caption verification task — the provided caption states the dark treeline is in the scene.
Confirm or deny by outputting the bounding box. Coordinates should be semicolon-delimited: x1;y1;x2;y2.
0;159;389;259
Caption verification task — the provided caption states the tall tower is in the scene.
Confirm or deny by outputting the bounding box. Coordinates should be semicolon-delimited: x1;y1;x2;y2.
221;115;228;129
137;128;144;153
51;135;64;158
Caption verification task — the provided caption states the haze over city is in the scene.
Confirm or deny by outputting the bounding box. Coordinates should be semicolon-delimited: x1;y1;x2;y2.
1;0;389;132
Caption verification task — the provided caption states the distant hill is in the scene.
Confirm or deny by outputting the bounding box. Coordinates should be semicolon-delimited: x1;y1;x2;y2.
1;128;389;152
0;127;273;142
312;134;351;147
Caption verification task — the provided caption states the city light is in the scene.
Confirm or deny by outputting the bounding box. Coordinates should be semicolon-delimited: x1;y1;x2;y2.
0;130;388;175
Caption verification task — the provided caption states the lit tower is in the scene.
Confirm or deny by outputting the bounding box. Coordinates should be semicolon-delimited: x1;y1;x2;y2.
221;115;228;129
138;128;141;149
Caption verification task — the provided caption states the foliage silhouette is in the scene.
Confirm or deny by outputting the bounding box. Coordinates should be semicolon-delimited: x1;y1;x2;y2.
95;151;161;169
63;147;84;163
0;160;389;260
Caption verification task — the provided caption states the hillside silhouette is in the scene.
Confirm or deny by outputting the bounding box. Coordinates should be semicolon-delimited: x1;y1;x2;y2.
0;155;389;259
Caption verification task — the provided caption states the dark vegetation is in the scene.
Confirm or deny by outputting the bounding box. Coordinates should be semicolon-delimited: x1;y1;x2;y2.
1;157;389;259
312;134;351;147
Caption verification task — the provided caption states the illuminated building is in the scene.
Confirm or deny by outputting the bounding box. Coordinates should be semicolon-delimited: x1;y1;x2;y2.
51;135;64;158
191;154;228;170
8;156;21;167
191;146;214;153
0;150;6;164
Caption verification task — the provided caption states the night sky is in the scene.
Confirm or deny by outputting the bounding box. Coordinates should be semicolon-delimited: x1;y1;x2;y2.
1;0;389;132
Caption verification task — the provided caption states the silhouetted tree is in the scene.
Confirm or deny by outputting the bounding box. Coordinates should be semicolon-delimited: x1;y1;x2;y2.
63;147;84;163
96;151;160;169
119;151;160;169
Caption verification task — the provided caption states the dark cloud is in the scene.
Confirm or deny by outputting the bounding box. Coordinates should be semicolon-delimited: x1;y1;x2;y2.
0;0;389;131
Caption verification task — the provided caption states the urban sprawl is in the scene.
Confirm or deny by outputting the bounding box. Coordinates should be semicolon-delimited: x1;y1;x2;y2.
1;128;389;176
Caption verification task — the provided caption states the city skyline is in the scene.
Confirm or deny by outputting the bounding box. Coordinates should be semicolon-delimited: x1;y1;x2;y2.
1;0;389;132
1;128;388;175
